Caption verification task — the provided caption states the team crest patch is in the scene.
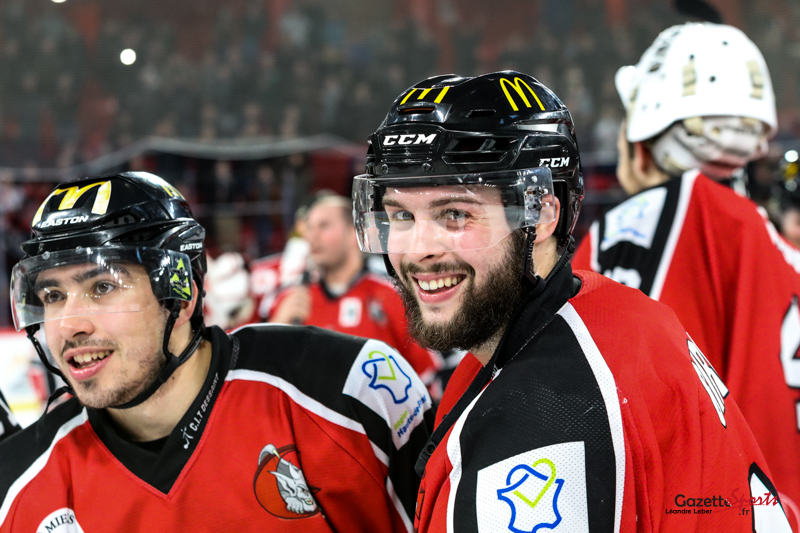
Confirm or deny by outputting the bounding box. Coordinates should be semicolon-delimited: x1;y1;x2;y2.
343;339;431;449
37;508;84;533
476;441;589;533
253;444;320;519
600;187;667;251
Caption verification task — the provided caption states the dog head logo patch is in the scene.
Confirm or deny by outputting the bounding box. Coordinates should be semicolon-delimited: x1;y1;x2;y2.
253;444;320;519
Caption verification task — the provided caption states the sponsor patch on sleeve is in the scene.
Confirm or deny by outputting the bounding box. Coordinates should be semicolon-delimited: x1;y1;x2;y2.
476;441;589;533
601;187;667;251
343;339;431;449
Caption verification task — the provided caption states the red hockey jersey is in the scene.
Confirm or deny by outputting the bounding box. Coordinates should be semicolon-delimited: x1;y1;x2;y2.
269;271;438;381
433;353;481;428
416;267;792;533
0;325;433;531
574;170;800;528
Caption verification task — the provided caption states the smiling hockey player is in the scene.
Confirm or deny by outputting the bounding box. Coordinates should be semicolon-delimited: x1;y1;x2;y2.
355;70;794;532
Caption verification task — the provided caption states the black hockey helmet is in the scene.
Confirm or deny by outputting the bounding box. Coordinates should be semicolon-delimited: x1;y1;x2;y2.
353;71;584;277
12;171;207;409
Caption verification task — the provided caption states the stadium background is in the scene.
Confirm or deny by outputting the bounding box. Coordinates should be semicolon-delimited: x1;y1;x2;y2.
0;0;797;332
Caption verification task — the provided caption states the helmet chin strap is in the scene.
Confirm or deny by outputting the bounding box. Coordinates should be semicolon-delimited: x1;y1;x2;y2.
522;228;575;291
523;227;539;286
27;325;77;441
26;324;74;397
113;299;205;409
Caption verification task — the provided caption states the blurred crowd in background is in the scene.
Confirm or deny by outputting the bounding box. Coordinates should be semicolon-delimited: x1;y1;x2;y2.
0;0;799;328
1;0;799;166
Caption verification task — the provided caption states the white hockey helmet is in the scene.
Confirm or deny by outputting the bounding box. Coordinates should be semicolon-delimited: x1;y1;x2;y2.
617;22;777;144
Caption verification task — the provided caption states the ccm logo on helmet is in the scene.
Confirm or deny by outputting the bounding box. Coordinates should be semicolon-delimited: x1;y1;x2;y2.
539;157;570;168
382;133;437;147
38;215;89;228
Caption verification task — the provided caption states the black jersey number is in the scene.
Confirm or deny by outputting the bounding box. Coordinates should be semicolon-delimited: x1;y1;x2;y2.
780;296;800;431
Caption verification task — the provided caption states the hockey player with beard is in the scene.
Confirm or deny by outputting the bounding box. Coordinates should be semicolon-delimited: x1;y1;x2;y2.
572;24;800;528
355;70;793;532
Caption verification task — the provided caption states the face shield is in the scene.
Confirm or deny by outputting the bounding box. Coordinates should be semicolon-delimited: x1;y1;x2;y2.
353;168;555;255
11;246;194;331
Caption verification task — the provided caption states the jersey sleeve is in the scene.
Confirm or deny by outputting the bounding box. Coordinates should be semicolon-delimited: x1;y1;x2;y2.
628;332;794;533
0;389;20;444
571;280;795;532
655;179;800;527
341;338;435;528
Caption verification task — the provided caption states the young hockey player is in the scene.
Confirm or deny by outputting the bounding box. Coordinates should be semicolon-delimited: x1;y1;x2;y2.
0;172;432;531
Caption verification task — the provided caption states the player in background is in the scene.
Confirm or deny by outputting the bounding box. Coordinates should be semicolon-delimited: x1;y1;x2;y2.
268;195;438;382
0;389;19;443
0;172;432;531
356;70;793;533
203;251;256;331
250;204;313;322
773;151;800;249
572;24;800;527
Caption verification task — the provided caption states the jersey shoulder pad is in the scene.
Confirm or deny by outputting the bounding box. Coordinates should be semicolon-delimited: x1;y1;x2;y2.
230;323;367;378
228;324;432;450
572;271;682;331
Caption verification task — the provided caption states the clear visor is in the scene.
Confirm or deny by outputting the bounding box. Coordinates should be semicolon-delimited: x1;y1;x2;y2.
353;168;555;254
11;246;194;331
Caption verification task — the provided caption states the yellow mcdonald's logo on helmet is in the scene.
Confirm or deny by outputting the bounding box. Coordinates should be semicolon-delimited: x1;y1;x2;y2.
158;181;183;199
136;172;185;199
499;77;545;112
32;181;112;226
399;86;451;105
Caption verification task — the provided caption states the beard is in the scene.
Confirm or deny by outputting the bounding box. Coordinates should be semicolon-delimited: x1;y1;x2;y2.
61;313;168;409
395;231;527;353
